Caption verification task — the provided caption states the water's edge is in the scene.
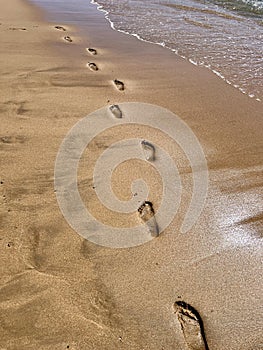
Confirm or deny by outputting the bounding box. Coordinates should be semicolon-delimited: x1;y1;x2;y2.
91;0;262;103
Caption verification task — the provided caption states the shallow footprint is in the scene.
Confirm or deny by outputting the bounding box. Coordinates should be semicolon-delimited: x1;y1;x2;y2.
9;27;26;31
173;301;210;350
64;36;72;43
55;25;66;31
87;62;99;71
86;47;97;55
109;104;122;118
138;201;159;237
113;79;125;91
141;140;155;161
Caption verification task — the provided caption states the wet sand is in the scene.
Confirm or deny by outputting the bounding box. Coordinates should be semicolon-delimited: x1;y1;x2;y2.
0;0;262;349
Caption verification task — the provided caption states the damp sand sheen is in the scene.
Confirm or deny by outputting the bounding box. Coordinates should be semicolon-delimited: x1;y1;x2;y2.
0;0;262;349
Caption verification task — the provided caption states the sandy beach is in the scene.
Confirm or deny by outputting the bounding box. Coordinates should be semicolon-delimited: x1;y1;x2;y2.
0;0;262;349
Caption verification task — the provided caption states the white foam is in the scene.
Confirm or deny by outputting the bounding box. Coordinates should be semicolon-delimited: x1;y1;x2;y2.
90;0;262;103
189;58;198;66
241;0;263;10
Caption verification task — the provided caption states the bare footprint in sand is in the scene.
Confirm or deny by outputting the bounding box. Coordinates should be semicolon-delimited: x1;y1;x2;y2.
87;62;99;71
86;47;97;55
113;79;125;91
109;104;122;118
138;201;159;237
9;27;27;31
64;36;73;43
141;140;155;161
173;301;210;350
55;25;66;31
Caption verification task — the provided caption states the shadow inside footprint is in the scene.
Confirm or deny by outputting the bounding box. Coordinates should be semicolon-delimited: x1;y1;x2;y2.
174;301;210;350
109;104;122;118
86;48;97;55
64;36;72;42
9;27;27;31
55;25;66;31
113;79;125;91
138;201;159;237
87;62;98;71
141;140;155;161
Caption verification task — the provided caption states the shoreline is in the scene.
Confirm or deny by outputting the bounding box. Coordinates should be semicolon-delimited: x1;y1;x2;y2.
0;0;262;349
91;0;262;103
26;0;263;170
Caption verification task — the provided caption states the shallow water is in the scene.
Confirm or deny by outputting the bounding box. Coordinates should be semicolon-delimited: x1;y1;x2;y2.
92;0;263;101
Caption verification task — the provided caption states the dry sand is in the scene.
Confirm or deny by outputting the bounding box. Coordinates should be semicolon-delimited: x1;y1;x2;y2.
0;0;262;349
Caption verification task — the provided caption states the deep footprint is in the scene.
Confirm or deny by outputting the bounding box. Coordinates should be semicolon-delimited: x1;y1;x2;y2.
138;201;159;237
86;48;97;55
113;79;125;91
55;25;66;31
173;301;210;350
141;140;155;161
109;104;122;118
87;62;98;71
64;36;72;43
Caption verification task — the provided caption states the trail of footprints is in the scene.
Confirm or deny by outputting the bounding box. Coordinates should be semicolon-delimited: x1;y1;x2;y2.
53;25;169;242
54;25;125;91
55;20;159;236
108;103;158;235
0;23;211;349
108;104;158;236
54;24;162;237
54;24;163;237
53;25;212;350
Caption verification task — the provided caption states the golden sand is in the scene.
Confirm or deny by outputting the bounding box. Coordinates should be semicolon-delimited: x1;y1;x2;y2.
0;0;262;349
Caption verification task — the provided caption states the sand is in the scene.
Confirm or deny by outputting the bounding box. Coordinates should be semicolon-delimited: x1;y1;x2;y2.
0;0;262;349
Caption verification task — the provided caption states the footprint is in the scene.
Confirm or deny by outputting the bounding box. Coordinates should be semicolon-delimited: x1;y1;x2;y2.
86;48;97;55
141;140;155;161
54;25;66;31
0;135;27;145
138;201;159;237
173;301;210;350
3;100;29;116
109;104;122;118
113;79;125;91
9;27;27;31
87;62;99;71
64;36;73;43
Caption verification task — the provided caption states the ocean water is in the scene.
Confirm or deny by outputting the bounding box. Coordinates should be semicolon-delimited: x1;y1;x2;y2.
91;0;263;101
